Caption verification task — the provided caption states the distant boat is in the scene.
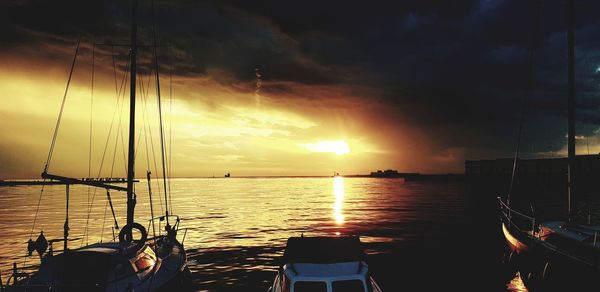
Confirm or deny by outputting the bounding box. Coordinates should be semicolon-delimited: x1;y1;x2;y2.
3;0;190;290
498;1;600;289
267;236;382;292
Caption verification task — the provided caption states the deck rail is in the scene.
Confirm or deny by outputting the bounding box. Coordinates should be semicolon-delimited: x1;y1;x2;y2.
498;197;537;235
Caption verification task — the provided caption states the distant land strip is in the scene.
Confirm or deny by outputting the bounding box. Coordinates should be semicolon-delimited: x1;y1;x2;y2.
1;173;465;186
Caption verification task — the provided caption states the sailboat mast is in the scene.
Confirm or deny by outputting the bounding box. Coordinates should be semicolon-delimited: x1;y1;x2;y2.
126;0;138;229
567;0;575;220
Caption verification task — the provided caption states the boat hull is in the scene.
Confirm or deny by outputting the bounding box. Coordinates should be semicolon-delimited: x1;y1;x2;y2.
502;222;529;254
500;223;600;291
5;237;191;292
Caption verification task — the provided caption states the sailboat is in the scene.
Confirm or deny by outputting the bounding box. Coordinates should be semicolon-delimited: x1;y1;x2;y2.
2;0;190;291
498;0;600;290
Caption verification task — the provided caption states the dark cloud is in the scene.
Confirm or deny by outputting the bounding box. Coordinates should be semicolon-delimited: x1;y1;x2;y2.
3;0;600;168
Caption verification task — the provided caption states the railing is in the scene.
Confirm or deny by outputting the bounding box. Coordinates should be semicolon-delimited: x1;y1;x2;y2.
146;215;188;244
498;197;537;236
147;215;180;234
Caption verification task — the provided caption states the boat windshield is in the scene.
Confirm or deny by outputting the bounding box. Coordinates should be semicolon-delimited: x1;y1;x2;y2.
294;281;327;292
332;279;366;292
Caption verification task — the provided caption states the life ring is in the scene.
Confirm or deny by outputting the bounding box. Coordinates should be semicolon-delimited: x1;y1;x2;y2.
118;222;147;255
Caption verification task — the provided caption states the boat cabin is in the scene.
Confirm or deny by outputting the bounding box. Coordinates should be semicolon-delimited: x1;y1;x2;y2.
268;236;382;292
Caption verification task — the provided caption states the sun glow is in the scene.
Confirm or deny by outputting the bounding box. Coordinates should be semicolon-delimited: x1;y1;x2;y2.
0;63;392;178
304;140;350;155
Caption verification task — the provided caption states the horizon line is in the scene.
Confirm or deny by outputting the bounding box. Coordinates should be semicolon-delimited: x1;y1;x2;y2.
0;172;465;180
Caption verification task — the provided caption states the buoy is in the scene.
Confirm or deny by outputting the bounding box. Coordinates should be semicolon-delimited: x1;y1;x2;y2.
118;223;147;255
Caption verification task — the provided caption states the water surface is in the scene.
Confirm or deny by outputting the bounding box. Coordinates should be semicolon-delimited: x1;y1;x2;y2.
0;177;518;291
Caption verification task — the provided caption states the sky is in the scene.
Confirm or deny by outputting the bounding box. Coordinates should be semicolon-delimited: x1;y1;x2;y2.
1;0;600;178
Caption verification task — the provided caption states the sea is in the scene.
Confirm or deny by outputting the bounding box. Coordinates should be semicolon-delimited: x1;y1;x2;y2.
0;177;525;291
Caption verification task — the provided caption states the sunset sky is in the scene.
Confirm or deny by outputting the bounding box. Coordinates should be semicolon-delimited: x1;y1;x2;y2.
1;0;600;178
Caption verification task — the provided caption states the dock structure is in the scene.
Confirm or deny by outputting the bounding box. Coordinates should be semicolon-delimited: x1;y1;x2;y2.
465;154;600;218
466;154;600;177
465;155;600;192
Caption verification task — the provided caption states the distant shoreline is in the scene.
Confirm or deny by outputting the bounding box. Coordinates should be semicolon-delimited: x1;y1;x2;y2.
1;173;465;184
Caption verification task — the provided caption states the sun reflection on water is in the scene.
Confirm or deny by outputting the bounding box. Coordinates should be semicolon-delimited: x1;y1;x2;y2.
333;176;345;224
507;272;528;292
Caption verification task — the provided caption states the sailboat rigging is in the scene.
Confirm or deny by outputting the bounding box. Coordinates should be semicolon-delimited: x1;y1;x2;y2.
2;0;190;291
499;0;600;290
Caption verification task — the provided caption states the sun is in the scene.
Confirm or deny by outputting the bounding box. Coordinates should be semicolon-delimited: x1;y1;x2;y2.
304;140;350;155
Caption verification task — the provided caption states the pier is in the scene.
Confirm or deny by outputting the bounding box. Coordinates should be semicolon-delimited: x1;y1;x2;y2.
465;154;600;222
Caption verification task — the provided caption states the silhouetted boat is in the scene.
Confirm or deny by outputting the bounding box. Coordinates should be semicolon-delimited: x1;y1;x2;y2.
267;236;382;292
2;1;190;291
498;0;600;289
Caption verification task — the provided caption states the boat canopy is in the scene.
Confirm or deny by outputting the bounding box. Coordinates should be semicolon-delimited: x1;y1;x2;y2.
283;236;365;264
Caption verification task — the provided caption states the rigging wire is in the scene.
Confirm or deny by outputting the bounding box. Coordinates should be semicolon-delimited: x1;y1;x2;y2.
141;64;165;218
44;38;81;173
112;68;130;179
135;48;165;236
135;59;150;160
81;49;130;245
151;0;171;221
507;1;542;208
586;124;590;155
86;38;96;246
140;55;167;218
581;51;595;155
132;47;165;232
135;45;166;218
117;53;133;177
32;38;80;238
168;68;173;215
140;74;158;237
26;37;81;270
